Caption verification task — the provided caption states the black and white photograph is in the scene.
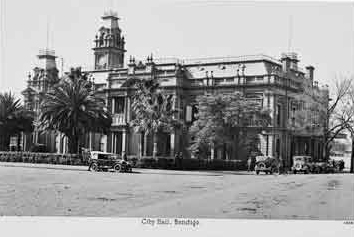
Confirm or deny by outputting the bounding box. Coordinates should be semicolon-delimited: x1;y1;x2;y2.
0;0;353;234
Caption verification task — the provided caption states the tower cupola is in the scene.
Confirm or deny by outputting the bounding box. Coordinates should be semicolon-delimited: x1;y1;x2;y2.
93;10;126;70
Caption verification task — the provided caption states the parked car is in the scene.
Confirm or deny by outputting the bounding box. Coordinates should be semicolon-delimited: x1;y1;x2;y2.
291;156;314;174
324;160;336;173
312;160;329;173
327;159;345;173
255;156;279;175
88;151;132;172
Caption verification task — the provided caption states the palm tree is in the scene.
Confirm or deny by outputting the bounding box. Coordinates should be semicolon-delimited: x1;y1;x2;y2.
0;92;34;151
128;77;182;157
39;68;112;154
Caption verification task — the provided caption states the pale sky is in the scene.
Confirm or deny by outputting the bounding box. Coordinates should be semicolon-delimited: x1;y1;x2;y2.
0;0;353;98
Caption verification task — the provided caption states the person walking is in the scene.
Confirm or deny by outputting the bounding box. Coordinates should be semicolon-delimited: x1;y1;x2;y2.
247;157;252;172
278;155;284;174
174;153;180;169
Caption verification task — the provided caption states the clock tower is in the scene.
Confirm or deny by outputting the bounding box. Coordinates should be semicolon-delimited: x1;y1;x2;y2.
93;10;126;70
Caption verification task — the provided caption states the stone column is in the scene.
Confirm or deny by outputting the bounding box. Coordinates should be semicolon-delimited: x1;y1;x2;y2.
111;132;115;153
112;97;115;114
124;97;127;121
127;97;131;122
122;130;127;155
63;136;68;154
170;131;175;158
210;143;215;160
22;132;25;151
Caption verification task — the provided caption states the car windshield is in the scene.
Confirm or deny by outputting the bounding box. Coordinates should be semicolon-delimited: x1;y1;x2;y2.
306;157;313;162
256;156;270;162
97;154;110;160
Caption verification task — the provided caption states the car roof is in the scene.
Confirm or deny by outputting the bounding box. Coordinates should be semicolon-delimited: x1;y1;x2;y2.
255;156;273;158
90;151;114;155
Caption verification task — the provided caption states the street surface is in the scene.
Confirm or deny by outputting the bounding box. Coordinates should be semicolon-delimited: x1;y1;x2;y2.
0;162;353;219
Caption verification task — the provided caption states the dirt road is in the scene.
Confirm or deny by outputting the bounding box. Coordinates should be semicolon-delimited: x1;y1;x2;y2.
0;162;353;219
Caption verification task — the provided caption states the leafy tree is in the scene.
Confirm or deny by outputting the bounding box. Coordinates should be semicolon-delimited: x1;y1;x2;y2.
190;92;271;160
39;68;112;153
127;77;182;157
0;92;34;151
340;78;354;173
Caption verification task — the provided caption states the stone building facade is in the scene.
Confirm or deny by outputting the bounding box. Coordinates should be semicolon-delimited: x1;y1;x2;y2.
21;10;328;167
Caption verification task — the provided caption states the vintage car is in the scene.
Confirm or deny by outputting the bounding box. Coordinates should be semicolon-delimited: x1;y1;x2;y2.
88;151;132;173
255;156;279;175
291;156;314;174
327;159;345;173
313;161;329;173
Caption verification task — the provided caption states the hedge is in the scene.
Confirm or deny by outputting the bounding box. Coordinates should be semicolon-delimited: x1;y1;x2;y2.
0;152;247;171
0;152;87;166
130;156;246;171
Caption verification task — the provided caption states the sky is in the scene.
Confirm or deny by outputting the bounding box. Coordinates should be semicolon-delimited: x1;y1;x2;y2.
0;0;353;98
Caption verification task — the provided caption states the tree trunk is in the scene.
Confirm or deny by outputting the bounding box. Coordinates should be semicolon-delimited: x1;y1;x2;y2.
350;137;354;173
324;143;331;162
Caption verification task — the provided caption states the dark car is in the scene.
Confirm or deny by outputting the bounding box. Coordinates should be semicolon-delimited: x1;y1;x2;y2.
88;151;132;172
255;156;279;175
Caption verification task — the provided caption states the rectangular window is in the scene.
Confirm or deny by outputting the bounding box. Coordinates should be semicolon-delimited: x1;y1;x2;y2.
275;138;280;157
114;97;125;114
276;104;281;126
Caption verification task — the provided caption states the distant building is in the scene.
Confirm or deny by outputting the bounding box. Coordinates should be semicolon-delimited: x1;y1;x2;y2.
20;10;328;168
19;49;60;152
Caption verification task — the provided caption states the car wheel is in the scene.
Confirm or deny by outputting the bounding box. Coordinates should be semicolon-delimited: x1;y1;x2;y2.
90;163;98;172
114;164;122;172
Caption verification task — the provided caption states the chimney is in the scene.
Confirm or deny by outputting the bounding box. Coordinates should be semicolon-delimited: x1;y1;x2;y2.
305;65;314;84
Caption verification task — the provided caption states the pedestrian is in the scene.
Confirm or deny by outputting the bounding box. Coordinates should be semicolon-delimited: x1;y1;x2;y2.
178;152;183;169
247;157;252;172
174;153;180;169
278;156;283;174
